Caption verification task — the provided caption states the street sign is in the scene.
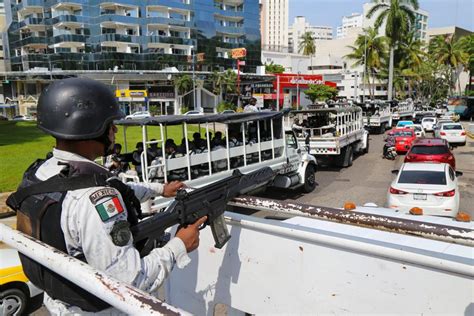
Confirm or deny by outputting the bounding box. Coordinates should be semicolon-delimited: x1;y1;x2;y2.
231;48;247;59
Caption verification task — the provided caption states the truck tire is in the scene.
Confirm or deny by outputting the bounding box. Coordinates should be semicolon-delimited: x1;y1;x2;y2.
378;125;384;134
302;164;317;193
342;145;354;167
363;136;370;154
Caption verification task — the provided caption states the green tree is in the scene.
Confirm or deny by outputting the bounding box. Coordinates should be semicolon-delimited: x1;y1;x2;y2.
398;31;425;97
429;34;469;95
265;62;285;74
304;84;338;103
174;75;193;95
457;34;474;93
298;32;316;74
366;0;419;100
345;27;388;99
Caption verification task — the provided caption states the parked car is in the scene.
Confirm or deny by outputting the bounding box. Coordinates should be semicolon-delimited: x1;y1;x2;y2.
432;119;453;132
11;115;35;121
0;248;43;315
0;115;8;121
387;162;461;217
388;128;416;153
220;110;236;114
184;110;204;116
125;111;151;120
434;123;466;146
404;138;455;169
411;124;425;138
421;117;436;132
395;120;414;129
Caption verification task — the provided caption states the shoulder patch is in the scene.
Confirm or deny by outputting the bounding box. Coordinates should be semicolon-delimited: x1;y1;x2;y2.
94;196;124;222
89;188;117;204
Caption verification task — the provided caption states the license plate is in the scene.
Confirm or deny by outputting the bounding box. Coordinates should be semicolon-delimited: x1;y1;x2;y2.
399;141;405;144
413;193;427;200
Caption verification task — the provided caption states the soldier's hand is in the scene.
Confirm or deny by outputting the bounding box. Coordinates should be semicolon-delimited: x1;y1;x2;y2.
162;181;185;197
175;216;207;253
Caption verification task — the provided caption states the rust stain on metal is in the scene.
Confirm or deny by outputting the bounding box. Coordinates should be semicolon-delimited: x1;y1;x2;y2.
230;196;474;247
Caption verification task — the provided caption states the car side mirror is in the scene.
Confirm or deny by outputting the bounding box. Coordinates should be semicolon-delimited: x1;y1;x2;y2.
391;169;399;175
456;171;463;177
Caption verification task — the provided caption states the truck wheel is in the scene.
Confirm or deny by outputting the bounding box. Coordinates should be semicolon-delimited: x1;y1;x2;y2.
378;125;384;134
0;288;27;315
363;137;370;154
302;164;317;193
343;146;354;167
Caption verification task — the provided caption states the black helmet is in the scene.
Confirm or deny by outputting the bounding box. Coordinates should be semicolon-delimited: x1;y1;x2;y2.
37;78;124;140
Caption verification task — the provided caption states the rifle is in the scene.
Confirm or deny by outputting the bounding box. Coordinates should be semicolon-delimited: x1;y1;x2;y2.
131;167;274;256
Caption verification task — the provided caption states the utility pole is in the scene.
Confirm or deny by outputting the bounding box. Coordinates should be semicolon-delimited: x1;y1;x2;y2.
192;49;197;111
362;28;367;102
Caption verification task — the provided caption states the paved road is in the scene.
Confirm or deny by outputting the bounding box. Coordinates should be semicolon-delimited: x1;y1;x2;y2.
262;126;474;218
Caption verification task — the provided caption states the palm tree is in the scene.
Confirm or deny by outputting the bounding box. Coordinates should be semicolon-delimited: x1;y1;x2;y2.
174;75;193;95
366;0;419;100
458;34;474;93
345;27;387;99
429;35;469;95
398;31;425;97
298;32;316;74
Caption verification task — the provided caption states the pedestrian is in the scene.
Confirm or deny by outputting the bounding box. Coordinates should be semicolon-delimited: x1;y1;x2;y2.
244;97;259;112
7;78;206;314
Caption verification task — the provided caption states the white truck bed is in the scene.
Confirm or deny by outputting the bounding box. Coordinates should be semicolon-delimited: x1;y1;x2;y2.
164;203;473;315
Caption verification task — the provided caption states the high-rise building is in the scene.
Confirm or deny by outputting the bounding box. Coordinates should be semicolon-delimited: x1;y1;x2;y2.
4;0;261;72
260;0;288;52
336;13;363;39
288;16;332;53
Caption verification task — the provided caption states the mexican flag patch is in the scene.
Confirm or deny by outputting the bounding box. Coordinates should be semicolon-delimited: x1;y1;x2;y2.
95;197;124;221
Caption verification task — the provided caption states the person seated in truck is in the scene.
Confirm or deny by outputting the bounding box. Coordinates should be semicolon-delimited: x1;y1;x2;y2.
177;137;193;154
105;143;130;175
211;131;225;148
165;139;187;181
292;118;304;136
148;139;162;160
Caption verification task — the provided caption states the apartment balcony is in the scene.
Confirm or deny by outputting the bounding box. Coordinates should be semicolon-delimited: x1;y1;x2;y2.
146;16;193;28
51;14;88;25
16;0;44;17
147;35;195;46
51;34;86;44
215;25;244;35
51;1;83;12
99;33;140;44
14;36;48;47
96;15;140;25
214;13;244;22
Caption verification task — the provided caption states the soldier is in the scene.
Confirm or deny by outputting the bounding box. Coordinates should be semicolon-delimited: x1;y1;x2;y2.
7;78;206;313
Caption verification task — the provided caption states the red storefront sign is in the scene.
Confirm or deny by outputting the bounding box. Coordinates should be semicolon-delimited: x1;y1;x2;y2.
270;74;337;105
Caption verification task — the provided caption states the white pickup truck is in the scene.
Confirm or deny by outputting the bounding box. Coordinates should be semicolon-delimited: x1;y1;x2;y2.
286;107;369;168
390;99;415;123
2;197;472;315
360;101;392;134
115;111;318;212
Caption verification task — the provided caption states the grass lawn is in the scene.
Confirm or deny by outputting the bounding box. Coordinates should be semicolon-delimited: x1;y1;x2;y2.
0;121;200;192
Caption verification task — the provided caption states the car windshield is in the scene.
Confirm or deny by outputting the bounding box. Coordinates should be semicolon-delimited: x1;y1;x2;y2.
414;126;422;131
393;131;413;137
423;118;434;122
410;145;448;155
398;170;447;185
442;124;462;130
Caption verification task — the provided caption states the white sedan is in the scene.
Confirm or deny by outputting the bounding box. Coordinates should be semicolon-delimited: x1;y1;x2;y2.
421;117;436;132
11;115;35;121
125;111;151;120
435;122;466;146
387;162;461;217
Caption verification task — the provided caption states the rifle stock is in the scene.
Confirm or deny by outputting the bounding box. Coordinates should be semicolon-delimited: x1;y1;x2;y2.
131;167;274;256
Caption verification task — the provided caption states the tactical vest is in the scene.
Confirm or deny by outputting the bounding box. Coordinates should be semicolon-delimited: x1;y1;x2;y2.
6;159;143;312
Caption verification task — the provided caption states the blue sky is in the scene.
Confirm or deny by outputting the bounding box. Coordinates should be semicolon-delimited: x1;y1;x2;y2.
290;0;473;32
